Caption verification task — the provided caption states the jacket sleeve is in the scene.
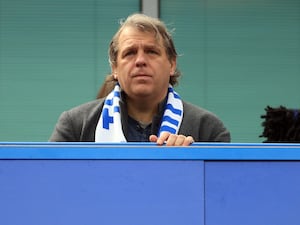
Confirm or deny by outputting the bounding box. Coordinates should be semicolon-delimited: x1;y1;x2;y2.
207;115;231;142
180;101;231;142
49;111;78;142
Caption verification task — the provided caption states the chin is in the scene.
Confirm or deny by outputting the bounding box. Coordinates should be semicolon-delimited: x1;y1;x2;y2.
133;87;152;96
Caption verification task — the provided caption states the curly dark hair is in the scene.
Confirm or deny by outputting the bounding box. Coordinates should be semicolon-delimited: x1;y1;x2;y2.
260;105;300;143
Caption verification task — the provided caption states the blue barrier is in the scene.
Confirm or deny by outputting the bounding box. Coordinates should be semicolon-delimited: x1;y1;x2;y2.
1;143;300;225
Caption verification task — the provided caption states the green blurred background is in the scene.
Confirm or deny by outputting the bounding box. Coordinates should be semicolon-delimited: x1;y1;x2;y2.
1;0;299;142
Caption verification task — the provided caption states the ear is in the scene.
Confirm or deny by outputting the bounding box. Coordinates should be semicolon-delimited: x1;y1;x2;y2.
170;58;177;76
112;65;118;79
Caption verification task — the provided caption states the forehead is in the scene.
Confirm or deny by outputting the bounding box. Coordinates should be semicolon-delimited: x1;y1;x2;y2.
118;26;163;48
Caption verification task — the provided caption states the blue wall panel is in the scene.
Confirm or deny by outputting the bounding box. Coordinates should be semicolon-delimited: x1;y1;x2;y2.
205;161;300;225
0;159;205;225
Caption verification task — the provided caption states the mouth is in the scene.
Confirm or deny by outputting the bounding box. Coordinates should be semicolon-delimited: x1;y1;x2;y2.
132;73;151;78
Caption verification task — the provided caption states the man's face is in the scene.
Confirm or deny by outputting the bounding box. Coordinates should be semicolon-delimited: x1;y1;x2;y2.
112;26;176;102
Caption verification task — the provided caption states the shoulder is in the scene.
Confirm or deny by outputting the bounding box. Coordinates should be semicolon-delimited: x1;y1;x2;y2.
65;99;105;117
182;101;218;119
49;99;105;142
59;98;105;129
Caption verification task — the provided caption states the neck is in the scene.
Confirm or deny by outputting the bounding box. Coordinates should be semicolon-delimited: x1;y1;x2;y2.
126;98;159;124
123;87;168;124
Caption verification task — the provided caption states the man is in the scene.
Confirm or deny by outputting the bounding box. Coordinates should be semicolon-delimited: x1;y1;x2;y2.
49;13;230;145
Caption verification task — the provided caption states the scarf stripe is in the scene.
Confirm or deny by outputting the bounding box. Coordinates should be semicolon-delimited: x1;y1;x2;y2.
159;125;177;134
162;115;179;126
165;103;182;116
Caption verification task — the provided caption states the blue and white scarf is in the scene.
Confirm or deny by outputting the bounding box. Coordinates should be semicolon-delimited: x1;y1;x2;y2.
95;83;183;142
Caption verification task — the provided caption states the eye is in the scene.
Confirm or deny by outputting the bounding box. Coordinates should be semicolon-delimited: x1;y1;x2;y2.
146;49;159;54
123;49;136;57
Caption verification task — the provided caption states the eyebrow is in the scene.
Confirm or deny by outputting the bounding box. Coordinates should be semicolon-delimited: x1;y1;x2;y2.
122;43;162;52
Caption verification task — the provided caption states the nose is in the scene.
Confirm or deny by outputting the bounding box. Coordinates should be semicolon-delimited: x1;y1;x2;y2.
135;51;147;67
